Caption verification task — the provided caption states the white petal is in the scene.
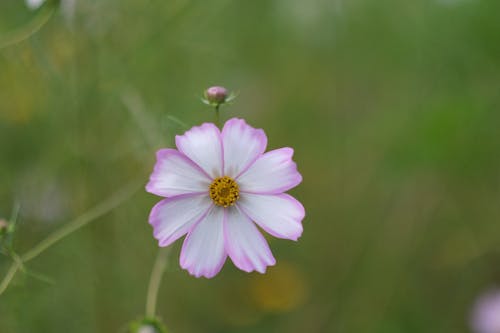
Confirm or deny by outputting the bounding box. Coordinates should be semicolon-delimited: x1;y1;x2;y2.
146;149;211;197
175;123;223;178
149;194;212;247
180;207;226;278
237;148;302;194
221;118;267;177
237;193;304;241
224;207;276;273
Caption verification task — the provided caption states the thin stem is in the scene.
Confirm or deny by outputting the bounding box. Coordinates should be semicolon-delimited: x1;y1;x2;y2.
165;115;189;131
215;104;220;128
9;202;20;226
0;261;21;296
122;88;173;321
10;251;25;272
120;90;164;149
0;180;141;296
145;247;170;318
23;181;141;263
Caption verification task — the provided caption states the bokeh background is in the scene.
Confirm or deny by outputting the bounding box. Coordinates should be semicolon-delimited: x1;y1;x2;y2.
1;0;500;332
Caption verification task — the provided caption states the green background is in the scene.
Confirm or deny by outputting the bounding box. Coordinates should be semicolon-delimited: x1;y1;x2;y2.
1;0;500;332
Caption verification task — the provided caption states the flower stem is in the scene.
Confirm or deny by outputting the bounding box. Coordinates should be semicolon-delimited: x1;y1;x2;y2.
23;181;141;262
0;261;21;296
215;105;221;128
145;247;170;318
0;180;141;296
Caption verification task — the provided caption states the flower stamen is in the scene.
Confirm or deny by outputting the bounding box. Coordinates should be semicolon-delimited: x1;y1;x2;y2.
209;176;240;207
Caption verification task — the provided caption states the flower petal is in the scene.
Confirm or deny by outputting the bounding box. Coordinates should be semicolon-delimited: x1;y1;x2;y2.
146;149;212;197
237;148;302;194
221;118;267;178
180;206;226;278
224;206;276;273
237;193;304;241
175;123;223;178
149;194;212;247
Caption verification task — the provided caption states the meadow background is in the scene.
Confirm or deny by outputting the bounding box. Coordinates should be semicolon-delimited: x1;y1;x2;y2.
1;0;500;332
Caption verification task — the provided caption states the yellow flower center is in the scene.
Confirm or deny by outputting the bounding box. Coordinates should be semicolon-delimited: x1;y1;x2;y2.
209;176;240;207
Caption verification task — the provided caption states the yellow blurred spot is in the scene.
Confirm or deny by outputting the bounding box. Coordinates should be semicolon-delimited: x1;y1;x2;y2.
0;46;46;124
249;261;308;313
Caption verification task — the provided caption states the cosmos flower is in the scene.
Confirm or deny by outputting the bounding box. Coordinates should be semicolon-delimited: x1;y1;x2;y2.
471;288;500;333
146;118;305;278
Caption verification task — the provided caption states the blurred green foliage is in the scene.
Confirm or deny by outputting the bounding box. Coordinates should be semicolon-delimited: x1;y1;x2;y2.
1;0;500;332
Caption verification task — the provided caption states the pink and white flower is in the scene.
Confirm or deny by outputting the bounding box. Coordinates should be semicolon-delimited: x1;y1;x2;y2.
146;118;304;278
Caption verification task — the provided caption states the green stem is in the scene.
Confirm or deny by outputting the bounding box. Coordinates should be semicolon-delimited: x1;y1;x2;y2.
145;247;170;318
215;104;220;128
23;181;140;262
0;180;141;296
9;202;20;226
0;261;21;295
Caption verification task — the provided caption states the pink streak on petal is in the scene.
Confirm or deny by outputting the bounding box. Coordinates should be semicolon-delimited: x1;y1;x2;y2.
237;193;305;241
149;194;213;247
221;118;267;178
180;206;227;278
145;149;211;197
237;147;303;194
224;206;276;274
175;123;223;179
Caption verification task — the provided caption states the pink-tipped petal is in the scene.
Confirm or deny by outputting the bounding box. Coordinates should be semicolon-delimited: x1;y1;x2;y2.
224;207;276;273
175;123;223;178
146;149;212;197
149;194;212;247
221;118;267;178
237;193;304;241
180;207;227;278
237;148;302;194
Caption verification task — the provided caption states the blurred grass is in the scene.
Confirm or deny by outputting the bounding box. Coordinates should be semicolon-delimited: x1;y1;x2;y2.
1;0;500;332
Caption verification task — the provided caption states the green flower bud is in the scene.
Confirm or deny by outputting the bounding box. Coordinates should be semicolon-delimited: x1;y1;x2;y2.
201;86;237;109
205;86;228;104
128;317;168;333
137;325;159;333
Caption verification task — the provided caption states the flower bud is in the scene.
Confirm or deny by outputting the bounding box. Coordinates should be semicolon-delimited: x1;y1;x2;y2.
128;318;167;333
137;325;159;333
205;86;228;105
